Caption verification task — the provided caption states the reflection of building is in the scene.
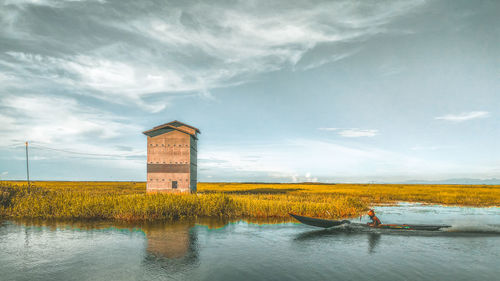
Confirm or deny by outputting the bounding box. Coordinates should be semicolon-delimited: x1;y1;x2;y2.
143;222;198;260
143;121;200;193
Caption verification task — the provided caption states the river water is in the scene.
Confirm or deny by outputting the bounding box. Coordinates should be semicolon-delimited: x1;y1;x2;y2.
1;204;500;281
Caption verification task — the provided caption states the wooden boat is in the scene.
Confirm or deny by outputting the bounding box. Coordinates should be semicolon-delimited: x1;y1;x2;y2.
289;213;451;231
289;213;350;228
374;223;451;231
289;213;351;228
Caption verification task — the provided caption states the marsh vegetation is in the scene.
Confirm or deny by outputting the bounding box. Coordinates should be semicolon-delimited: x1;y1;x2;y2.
1;181;498;221
0;182;364;221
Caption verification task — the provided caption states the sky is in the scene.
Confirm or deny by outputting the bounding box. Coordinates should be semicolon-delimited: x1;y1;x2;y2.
0;0;499;182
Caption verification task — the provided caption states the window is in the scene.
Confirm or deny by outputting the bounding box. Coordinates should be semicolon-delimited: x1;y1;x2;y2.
172;181;178;189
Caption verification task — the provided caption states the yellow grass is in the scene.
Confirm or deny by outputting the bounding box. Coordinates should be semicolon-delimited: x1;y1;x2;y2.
0;181;365;221
199;182;500;207
2;181;498;222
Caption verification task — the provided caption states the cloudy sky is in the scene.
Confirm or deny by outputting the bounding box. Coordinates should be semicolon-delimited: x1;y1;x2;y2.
0;0;499;182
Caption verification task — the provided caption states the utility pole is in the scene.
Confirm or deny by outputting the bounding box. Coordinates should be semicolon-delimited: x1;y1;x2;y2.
26;141;30;187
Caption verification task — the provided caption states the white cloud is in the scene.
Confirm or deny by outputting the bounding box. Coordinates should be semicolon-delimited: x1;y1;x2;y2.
0;0;425;110
0;95;144;160
2;0;105;8
319;127;378;137
318;127;339;131
435;111;490;122
2;95;123;141
338;129;378;137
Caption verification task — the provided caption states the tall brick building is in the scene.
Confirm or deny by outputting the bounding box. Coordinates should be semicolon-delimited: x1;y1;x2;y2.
143;121;200;193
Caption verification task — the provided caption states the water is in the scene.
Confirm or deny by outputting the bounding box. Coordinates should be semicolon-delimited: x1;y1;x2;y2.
1;204;500;281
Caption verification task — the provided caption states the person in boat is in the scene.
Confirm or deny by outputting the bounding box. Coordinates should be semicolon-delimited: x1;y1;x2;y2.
367;209;381;227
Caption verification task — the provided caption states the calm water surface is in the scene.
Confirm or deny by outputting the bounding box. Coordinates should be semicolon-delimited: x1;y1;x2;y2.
1;204;500;281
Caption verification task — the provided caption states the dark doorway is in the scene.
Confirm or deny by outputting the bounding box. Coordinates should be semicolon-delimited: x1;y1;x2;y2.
172;181;178;189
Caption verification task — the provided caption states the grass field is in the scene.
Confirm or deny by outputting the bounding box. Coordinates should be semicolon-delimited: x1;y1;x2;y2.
1;181;499;222
200;182;500;207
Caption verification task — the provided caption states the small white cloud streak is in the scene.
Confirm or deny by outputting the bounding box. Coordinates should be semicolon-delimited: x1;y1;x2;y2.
435;111;490;122
2;0;105;8
318;127;378;137
338;129;378;137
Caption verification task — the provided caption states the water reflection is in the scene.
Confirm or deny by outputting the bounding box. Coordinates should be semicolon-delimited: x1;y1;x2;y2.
141;222;200;274
2;209;500;281
5;219;201;260
292;224;500;256
143;222;197;259
293;228;382;254
368;233;381;254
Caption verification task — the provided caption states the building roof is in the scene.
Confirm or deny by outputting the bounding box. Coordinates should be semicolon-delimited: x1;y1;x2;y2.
155;120;200;133
143;120;200;138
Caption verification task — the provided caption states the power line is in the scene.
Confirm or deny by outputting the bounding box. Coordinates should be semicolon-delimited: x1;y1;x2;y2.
30;143;143;158
16;140;145;182
26;141;30;187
